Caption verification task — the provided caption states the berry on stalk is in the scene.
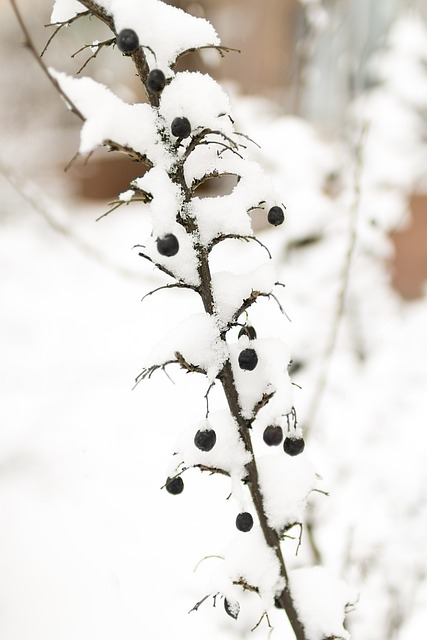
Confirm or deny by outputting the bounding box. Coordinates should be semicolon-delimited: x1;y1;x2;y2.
147;69;166;93
238;348;258;371
283;437;305;456
156;233;179;257
165;476;184;495
236;512;253;532
171;116;191;139
116;28;139;54
263;425;283;446
267;205;285;226
194;428;216;452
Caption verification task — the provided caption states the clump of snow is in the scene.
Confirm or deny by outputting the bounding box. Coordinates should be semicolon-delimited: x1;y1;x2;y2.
222;529;284;607
211;263;277;330
118;189;134;202
143;313;228;381
49;70;171;167
52;0;220;72
183;143;244;189
289;567;357;640
51;0;85;23
159;72;233;138
191;160;275;246
230;338;293;422
172;411;251;481
257;454;317;531
134;167;184;237
369;14;427;109
142;224;200;286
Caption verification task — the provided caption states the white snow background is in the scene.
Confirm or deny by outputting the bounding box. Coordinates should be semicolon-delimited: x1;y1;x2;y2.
1;1;427;639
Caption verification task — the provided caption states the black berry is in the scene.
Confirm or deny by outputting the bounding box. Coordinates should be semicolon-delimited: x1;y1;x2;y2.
238;348;258;371
165;476;184;495
147;69;166;93
156;233;179;257
263;425;283;446
116;28;139;54
283;437;305;456
171;116;191;139
267;206;285;226
236;512;253;532
194;428;216;452
224;597;240;620
238;325;257;340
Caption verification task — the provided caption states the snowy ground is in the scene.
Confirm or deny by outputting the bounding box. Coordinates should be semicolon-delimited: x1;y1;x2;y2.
0;184;299;640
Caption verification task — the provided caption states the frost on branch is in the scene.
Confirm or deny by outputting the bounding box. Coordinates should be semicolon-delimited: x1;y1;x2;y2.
40;0;353;637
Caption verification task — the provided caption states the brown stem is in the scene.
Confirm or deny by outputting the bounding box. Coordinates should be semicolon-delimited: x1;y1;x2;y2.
193;241;307;638
77;0;152;102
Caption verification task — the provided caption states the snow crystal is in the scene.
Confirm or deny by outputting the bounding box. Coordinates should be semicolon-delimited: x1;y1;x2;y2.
289;567;357;640
51;0;85;23
230;338;293;422
172;410;251;481
159;72;233;138
211;263;277;330
49;70;171;167
143;313;228;381
257;454;316;531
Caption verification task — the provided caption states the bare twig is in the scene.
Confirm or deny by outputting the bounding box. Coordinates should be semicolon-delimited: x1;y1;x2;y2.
71;37;116;74
141;283;197;304
188;593;217;614
9;0;84;120
209;234;272;260
303;124;367;433
175;44;240;67
193;555;224;572
42;11;90;57
0;161;142;282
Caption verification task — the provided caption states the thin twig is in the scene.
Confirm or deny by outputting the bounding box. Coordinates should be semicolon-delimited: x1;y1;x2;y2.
209;234;272;259
141;283;197;304
204;381;215;419
71;37;116;74
9;0;84;120
303;124;368;432
188;593;217;614
0;161;142;282
193;555;224;572
42;11;90;57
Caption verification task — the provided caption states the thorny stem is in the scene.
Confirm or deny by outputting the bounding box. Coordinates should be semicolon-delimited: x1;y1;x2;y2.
19;0;340;637
67;2;308;637
190;237;307;637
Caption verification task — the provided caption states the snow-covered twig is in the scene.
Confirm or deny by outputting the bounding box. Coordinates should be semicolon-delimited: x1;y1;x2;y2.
15;0;353;637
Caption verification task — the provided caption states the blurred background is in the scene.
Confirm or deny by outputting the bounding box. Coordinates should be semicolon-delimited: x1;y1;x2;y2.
1;1;427;639
1;0;426;296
